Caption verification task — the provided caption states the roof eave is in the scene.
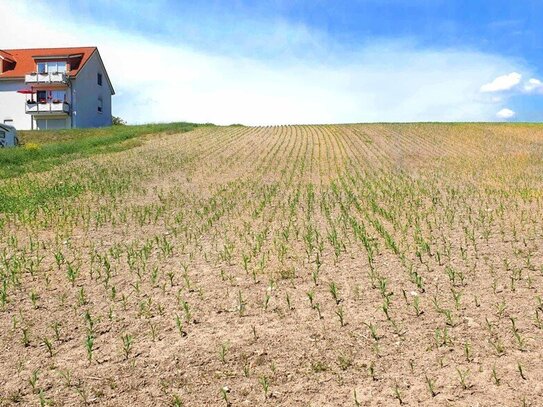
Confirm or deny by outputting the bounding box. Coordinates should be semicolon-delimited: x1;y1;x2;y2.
33;53;83;60
0;53;16;63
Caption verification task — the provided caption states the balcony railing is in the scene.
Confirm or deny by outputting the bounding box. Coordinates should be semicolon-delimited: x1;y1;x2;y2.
25;72;68;84
25;101;70;115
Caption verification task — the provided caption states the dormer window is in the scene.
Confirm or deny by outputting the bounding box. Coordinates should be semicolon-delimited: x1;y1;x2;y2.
37;61;67;74
0;52;16;73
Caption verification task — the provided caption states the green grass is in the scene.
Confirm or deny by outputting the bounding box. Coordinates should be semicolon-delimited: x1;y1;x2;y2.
0;122;205;179
0;180;85;214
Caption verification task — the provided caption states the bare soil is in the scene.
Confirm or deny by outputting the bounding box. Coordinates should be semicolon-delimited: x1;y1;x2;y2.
1;124;543;406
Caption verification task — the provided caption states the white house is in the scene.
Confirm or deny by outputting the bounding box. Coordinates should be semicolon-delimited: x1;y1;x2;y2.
0;47;114;130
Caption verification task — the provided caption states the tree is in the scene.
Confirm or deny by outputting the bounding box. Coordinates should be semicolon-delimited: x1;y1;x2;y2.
112;116;126;126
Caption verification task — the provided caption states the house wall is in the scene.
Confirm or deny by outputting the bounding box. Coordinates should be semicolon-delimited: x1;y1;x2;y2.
0;80;33;130
72;52;112;128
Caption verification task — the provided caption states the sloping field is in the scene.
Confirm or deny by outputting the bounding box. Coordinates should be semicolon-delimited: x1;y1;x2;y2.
1;123;543;406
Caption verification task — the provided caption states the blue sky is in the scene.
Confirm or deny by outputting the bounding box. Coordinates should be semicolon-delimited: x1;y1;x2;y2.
2;0;543;124
58;1;543;62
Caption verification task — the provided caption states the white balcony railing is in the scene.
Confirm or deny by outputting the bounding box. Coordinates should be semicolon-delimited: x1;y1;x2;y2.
25;72;68;84
25;101;70;115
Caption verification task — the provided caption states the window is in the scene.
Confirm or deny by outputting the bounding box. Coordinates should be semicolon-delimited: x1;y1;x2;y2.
98;98;103;113
36;119;67;130
37;90;48;103
51;90;66;102
56;62;67;73
35;90;65;103
0;119;13;131
97;73;103;86
36;61;67;73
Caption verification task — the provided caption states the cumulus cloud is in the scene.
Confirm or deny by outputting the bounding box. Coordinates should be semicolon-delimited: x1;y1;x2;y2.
524;78;543;94
496;108;515;119
0;0;528;124
480;72;522;93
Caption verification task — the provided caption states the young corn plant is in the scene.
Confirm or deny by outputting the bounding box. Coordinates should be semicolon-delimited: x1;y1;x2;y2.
365;322;380;342
425;375;437;397
220;386;231;406
353;389;361;407
0;279;7;308
219;342;229;364
441;308;456;327
85;334;94;363
237;290;246;316
368;361;377;381
337;351;353;371
122;334;133;360
30;290;39;309
457;368;471;390
175;314;186;337
392;382;403;405
518;362;527;380
491;364;500;385
38;389;50;407
306;290;315;308
181;300;192;323
489;337;505;356
52;322;61;341
259;375;270;400
263;293;271;310
28;369;39;393
21;327;30;347
335;306;346;327
329;281;341;305
511;317;527;351
42;337;54;358
66;262;79;287
413;296;423;316
464;342;472;363
534;309;543;330
382;299;392;321
172;395;184;407
286;292;293;311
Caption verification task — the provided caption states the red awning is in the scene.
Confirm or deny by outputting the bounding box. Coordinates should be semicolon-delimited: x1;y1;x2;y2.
17;88;35;94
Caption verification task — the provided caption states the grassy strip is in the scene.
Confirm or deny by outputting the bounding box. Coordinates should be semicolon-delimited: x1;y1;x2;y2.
0;122;204;179
0;180;85;214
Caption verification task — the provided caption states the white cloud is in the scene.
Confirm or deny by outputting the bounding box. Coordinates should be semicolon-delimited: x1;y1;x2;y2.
524;78;543;94
0;0;528;124
496;108;515;119
480;72;522;93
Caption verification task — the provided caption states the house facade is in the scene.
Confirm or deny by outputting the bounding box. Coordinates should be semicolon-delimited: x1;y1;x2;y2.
0;47;114;130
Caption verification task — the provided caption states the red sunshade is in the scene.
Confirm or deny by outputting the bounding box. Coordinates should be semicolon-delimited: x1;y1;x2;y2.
17;88;35;94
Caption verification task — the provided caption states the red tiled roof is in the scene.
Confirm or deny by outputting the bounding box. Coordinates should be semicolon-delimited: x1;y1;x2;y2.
0;50;15;63
0;47;97;79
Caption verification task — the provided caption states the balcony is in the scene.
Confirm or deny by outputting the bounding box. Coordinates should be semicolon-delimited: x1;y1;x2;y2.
26;101;70;115
25;72;68;85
